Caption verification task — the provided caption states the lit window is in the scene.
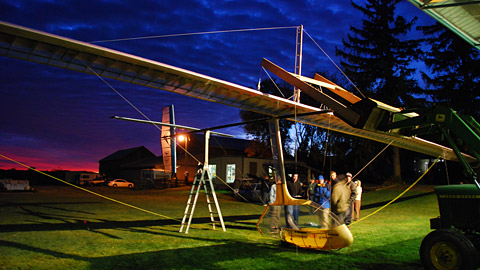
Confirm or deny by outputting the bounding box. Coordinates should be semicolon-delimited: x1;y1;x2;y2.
209;164;217;178
226;164;236;184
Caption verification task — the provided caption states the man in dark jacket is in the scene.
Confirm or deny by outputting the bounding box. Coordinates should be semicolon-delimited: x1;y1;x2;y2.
343;172;357;225
331;173;357;225
286;173;302;227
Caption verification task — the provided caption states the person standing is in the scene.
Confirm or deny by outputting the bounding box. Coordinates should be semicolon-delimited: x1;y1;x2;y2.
316;175;330;208
269;177;281;233
352;180;363;221
184;170;189;185
329;171;337;187
315;175;331;228
291;173;303;199
261;176;271;206
286;173;302;226
330;173;357;225
343;172;357;225
307;177;317;203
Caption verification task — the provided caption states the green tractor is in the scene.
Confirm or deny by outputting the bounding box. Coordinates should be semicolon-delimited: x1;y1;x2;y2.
420;185;480;269
385;106;480;269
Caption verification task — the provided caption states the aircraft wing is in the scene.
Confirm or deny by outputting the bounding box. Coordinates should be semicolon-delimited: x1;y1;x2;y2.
0;21;474;162
407;0;480;50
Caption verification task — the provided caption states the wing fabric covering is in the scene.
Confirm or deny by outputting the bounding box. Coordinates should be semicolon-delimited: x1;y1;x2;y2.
0;20;473;162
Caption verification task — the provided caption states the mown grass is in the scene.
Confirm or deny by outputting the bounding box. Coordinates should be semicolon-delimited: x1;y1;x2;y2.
0;184;438;270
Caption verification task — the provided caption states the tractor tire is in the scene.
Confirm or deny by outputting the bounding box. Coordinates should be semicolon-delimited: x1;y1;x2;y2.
420;228;479;270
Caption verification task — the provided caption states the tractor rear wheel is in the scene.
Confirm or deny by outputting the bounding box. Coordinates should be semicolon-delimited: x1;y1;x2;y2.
420;228;478;270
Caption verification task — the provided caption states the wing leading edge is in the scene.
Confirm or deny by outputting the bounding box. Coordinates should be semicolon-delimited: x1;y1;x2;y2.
0;21;473;162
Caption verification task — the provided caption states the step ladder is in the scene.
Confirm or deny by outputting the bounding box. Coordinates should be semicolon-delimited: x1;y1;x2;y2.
179;131;226;234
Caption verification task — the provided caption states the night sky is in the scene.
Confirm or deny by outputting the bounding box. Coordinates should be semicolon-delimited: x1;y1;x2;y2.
0;0;436;172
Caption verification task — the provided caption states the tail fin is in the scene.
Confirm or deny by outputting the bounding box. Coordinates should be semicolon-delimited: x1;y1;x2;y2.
161;105;176;176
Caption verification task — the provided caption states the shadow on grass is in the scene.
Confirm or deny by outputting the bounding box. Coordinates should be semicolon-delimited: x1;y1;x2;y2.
0;208;260;234
361;191;434;210
0;201;100;214
0;236;424;270
345;237;425;270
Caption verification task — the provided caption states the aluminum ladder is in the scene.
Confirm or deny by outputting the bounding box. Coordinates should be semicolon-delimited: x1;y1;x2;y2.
179;131;226;234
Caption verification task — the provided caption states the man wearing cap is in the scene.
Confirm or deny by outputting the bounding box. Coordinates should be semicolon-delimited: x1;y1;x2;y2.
344;172;357;225
331;172;357;225
315;175;330;208
315;175;331;228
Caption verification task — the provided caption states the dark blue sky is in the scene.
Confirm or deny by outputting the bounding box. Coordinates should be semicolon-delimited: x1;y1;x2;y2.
0;0;436;171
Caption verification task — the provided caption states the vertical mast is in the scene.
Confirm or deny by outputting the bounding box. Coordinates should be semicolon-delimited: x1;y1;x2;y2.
294;25;303;103
293;25;303;168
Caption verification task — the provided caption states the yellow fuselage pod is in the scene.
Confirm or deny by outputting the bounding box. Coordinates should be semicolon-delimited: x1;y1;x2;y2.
283;224;354;250
257;182;354;250
270;183;309;206
256;183;310;233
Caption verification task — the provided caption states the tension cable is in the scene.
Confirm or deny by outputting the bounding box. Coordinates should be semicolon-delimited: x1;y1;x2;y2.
353;140;394;179
350;155;441;226
90;26;298;43
303;29;366;99
0;153;178;221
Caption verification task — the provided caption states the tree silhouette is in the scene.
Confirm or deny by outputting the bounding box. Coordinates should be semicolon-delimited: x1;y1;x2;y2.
419;22;480;119
335;0;422;183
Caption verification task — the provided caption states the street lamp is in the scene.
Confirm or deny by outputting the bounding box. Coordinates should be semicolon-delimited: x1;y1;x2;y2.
178;134;189;184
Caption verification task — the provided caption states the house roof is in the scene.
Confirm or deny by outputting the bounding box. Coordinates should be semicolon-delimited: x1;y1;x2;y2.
120;156;164;169
190;133;251;151
99;146;154;162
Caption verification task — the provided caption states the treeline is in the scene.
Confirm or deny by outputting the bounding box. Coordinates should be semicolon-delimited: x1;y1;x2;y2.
240;0;479;185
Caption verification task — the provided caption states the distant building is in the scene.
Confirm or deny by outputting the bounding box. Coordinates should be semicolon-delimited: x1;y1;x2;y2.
0;169;98;186
99;146;158;182
99;134;318;189
175;133;275;188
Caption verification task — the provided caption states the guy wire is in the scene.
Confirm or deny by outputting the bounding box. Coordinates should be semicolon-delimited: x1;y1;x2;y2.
85;59;263;209
84;64;163;133
90;26;298;43
262;67;286;98
303;29;366;99
353;140;394;179
350;155;441;226
0;153;178;221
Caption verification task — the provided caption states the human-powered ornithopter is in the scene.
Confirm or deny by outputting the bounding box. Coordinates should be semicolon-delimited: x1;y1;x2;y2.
1;21;477;251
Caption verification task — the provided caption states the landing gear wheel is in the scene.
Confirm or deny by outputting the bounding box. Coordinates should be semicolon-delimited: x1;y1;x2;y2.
420;228;478;270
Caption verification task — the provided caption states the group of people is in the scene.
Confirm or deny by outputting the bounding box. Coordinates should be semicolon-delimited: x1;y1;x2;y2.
265;170;363;231
329;171;362;225
300;171;363;226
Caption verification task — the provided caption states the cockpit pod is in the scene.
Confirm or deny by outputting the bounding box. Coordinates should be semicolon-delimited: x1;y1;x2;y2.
256;183;353;250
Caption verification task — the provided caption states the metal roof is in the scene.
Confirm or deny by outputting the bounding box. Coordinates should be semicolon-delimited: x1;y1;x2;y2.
408;0;480;50
0;21;474;162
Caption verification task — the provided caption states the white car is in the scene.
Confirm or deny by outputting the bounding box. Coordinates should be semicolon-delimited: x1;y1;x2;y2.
107;179;134;188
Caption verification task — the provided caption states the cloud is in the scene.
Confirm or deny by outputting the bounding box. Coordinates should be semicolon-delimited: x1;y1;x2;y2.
0;0;433;171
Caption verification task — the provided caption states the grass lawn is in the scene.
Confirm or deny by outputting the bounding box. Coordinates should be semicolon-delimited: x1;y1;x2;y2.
0;184;438;270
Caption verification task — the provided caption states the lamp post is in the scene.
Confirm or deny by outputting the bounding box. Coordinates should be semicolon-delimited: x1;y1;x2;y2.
178;134;189;185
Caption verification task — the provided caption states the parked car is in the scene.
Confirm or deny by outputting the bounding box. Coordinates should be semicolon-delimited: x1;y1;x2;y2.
234;182;263;203
107;179;134;188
